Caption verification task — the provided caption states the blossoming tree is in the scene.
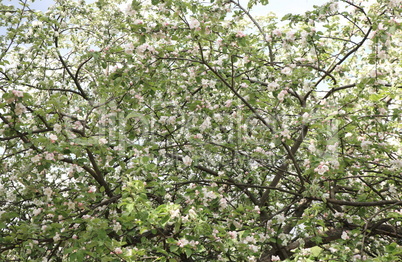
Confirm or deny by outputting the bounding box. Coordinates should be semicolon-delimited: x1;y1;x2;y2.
1;0;401;261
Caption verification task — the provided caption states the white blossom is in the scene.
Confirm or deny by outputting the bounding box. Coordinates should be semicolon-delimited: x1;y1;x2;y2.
53;124;62;133
43;187;53;198
341;231;350;240
53;232;60;242
267;81;279;91
169;208;180;218
182;156;192;166
281;67;292;75
361;140;372;149
33;208;42;216
200;117;211;131
31;155;41;163
15;103;26;115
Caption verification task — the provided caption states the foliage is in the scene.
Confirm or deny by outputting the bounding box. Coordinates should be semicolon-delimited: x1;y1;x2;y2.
1;0;402;261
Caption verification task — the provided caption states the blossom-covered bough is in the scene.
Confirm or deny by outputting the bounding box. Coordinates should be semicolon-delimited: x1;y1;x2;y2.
0;0;401;261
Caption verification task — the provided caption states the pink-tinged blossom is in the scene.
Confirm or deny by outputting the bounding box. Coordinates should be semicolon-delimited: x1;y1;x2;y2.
135;94;143;102
49;134;58;142
124;43;134;54
303;159;310;168
188;240;199;247
182;156;192;166
202;188;216;200
254;147;265;154
236;31;246;38
249;244;259;252
88;186;96;193
378;107;387;114
99;138;107;144
228;231;237;239
134;19;143;25
136;43;149;54
271;255;280;261
243;235;256;244
368;30;377;39
193;133;203;139
285;31;295;41
113;247;123;254
12;90;23;97
378;50;387;59
177;238;189;247
45;152;54;161
240;82;248;88
272;29;282;36
315;163;329;175
189;18;200;29
280;129;290;139
277;90;288;102
341;231;350;240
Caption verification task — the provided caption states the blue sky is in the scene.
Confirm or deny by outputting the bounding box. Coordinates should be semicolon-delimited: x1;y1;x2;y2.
6;0;329;16
243;0;329;17
0;0;330;46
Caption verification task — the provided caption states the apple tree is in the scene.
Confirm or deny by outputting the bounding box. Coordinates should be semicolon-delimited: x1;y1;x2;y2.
0;0;401;261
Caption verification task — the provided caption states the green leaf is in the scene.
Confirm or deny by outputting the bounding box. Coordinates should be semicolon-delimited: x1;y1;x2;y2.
185;248;193;258
160;215;170;225
310;246;323;257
